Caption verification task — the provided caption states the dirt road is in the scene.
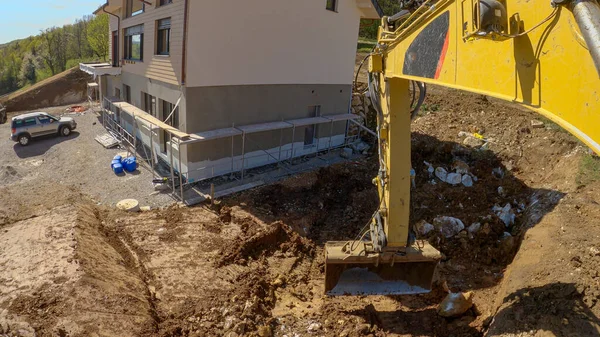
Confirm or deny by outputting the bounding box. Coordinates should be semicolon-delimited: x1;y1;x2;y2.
1;88;599;337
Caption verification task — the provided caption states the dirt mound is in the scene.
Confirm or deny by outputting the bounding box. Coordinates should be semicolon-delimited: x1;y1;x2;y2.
1;67;90;113
216;221;314;267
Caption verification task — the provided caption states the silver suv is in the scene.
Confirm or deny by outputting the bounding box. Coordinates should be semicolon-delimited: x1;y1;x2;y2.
11;112;77;146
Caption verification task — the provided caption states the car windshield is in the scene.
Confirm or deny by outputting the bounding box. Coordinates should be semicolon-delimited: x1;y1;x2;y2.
47;114;59;121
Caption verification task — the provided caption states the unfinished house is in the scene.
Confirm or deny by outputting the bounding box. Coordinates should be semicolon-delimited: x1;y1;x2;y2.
82;0;382;184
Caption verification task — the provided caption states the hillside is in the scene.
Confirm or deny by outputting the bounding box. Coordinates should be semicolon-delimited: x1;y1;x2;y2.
0;14;107;97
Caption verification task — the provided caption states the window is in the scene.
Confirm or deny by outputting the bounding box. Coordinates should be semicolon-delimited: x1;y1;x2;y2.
156;18;171;55
161;100;179;153
115;88;121;99
38;116;52;124
126;0;144;17
326;0;337;11
112;31;119;66
158;0;172;6
162;100;179;128
123;85;131;103
142;92;157;117
24;118;37;126
124;25;144;61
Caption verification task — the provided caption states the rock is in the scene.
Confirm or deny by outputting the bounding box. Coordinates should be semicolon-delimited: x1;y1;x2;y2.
435;167;448;182
424;161;435;176
224;316;237;330
438;291;474;317
339;329;350;337
433;216;465;238
351;141;370;153
452;159;470;174
492;167;504;179
463;136;484;147
257;325;272;337
590;246;600;256
307;322;322;333
233;322;247;334
467;222;481;234
531;119;545;128
481;223;492;235
140;206;152;212
495;203;515;227
461;174;473;187
271;275;286;287
224;332;239;337
497;186;505;196
415;220;434;237
500;232;515;254
340;148;353;159
446;173;462;185
352;94;362;106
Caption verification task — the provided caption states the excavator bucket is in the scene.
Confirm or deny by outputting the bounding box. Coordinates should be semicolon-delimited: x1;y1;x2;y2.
325;241;441;296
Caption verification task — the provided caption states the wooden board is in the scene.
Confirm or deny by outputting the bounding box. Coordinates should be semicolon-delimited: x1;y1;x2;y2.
184;180;265;206
95;133;120;148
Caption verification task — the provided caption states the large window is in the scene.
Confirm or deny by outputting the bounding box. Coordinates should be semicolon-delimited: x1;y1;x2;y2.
123;85;131;103
326;0;337;11
142;92;157;117
161;99;179;153
158;0;172;6
156;18;171;56
124;25;144;61
126;0;144;17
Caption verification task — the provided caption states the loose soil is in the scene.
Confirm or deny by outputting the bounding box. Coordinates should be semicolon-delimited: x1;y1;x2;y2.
1;86;599;337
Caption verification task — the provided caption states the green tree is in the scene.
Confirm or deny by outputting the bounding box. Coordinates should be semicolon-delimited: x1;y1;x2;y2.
19;53;39;86
87;14;109;61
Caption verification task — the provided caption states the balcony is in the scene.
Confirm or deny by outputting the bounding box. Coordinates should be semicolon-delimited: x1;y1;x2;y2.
79;62;122;77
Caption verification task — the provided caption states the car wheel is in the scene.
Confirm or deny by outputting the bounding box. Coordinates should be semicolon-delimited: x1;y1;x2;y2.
18;134;30;146
60;126;72;137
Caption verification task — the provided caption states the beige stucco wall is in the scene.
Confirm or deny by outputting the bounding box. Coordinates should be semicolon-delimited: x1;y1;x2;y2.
108;0;185;86
185;0;366;87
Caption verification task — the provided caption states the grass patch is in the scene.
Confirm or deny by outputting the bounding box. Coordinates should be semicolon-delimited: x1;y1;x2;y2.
576;154;600;186
357;38;376;53
420;103;439;114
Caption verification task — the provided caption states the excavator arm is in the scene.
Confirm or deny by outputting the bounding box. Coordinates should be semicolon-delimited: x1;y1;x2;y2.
325;0;600;295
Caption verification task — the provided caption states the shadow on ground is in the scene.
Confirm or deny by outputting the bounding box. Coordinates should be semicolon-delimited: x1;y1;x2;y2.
487;283;600;336
13;132;80;158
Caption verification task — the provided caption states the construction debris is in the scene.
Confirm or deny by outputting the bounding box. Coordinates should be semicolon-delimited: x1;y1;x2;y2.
416;220;435;237
435;167;448;182
493;203;515;227
467;222;482;234
433;216;465;238
461;174;474;187
446;172;462;185
438;291;474;317
116;199;140;212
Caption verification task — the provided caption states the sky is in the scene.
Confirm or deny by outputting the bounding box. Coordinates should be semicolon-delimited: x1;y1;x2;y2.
0;0;103;44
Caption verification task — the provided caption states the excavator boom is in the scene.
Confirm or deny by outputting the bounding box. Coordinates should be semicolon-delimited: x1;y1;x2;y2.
325;0;600;295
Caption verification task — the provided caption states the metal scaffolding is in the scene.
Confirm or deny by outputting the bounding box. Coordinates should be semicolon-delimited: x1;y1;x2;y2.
102;96;363;203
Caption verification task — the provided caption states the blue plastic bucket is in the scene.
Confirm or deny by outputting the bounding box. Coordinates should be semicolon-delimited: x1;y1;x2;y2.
113;163;124;174
111;159;121;168
113;155;122;161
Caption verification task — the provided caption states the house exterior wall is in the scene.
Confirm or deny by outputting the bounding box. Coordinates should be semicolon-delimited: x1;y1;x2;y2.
100;0;377;182
185;0;364;87
108;0;185;86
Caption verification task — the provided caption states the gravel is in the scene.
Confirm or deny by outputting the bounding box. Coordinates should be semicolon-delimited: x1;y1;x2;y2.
0;107;174;208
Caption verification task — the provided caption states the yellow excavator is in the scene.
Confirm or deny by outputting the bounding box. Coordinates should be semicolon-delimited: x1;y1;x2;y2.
325;0;600;295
